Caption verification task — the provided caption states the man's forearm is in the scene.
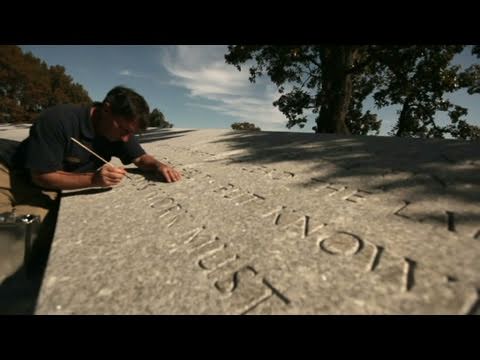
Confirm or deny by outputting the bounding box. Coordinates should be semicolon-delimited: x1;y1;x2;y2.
32;171;96;190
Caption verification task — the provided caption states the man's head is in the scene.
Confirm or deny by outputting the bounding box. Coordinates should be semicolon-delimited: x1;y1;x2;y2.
96;86;150;142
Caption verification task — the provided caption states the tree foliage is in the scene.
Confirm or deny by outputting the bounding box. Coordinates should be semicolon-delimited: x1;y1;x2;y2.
0;45;91;123
369;46;480;140
148;108;173;128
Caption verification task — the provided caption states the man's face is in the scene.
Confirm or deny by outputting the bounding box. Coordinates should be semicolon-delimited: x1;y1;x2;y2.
101;105;139;142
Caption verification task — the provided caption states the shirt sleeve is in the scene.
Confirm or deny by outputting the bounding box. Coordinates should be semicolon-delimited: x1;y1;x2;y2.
116;135;146;165
23;115;67;173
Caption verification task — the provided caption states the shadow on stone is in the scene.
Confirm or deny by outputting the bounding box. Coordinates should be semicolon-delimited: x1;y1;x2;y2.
0;139;20;168
211;131;480;207
127;168;171;183
61;187;113;198
136;129;197;144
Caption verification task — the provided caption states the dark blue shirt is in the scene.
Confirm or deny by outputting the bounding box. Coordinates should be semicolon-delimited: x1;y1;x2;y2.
12;104;145;173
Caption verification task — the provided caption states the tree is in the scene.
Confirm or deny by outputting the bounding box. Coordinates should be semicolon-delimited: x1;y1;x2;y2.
148;108;173;128
449;46;480;140
368;46;480;139
225;45;375;135
0;45;91;123
344;72;382;135
231;122;261;131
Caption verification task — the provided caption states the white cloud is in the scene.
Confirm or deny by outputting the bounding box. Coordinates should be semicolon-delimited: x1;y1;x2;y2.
119;69;148;78
160;45;288;130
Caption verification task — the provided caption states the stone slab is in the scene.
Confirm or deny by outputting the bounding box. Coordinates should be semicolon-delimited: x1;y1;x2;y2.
4;127;477;314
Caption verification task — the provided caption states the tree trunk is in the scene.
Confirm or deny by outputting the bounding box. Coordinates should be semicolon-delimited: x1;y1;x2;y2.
315;46;358;134
396;96;415;136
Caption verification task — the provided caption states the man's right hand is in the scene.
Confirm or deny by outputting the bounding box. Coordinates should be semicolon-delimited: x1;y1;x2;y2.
92;165;127;187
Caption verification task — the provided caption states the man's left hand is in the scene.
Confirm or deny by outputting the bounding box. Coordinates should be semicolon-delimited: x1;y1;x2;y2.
157;164;182;183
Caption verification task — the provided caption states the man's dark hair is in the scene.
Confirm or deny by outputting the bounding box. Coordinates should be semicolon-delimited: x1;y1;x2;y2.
102;86;150;130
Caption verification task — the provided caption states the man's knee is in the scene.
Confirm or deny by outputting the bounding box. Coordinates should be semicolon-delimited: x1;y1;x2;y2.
0;189;14;215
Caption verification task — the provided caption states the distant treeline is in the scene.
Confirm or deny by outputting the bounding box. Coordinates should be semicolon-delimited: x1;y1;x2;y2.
231;122;261;131
0;45;91;123
0;46;173;128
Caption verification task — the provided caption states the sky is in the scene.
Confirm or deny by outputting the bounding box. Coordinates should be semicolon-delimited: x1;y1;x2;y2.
19;45;480;136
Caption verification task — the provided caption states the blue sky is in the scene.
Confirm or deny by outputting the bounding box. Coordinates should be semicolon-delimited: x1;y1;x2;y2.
20;45;480;136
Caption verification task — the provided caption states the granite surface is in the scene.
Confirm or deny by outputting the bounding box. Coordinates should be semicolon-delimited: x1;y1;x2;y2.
2;126;479;314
